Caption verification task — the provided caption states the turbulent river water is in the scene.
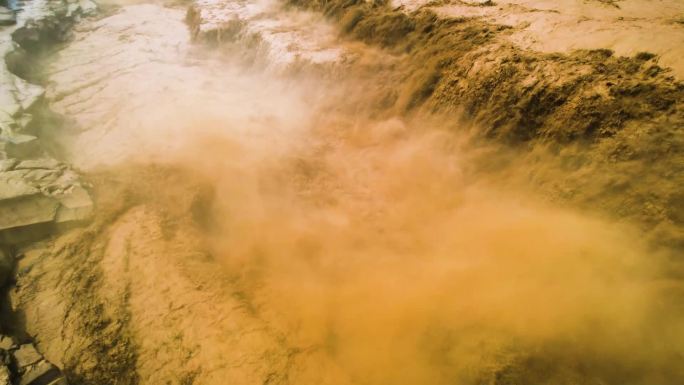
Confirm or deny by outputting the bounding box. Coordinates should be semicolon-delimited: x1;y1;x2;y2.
14;0;683;384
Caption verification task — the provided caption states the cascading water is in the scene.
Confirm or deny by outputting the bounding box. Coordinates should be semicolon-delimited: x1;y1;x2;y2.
5;0;684;384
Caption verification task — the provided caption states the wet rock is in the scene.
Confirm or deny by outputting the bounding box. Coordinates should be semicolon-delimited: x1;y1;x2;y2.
17;359;61;385
0;339;60;385
11;22;42;48
9;0;93;50
0;193;59;232
0;0;95;246
9;344;67;385
0;0;93;380
0;160;92;244
0;6;15;26
0;168;59;237
13;344;41;368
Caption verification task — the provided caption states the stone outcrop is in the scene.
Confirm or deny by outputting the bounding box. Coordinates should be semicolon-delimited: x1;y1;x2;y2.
12;343;66;385
0;1;98;384
0;338;68;385
0;0;96;246
0;158;92;245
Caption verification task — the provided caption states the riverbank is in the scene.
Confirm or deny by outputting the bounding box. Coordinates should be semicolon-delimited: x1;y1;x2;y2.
0;0;95;383
0;0;95;252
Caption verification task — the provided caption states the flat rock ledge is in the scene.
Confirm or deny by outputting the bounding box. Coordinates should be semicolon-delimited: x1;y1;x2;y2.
0;158;93;245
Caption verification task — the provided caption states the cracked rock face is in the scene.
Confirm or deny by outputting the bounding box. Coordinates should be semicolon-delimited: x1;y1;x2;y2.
16;358;62;385
0;157;92;245
0;338;67;385
0;0;95;246
0;1;95;380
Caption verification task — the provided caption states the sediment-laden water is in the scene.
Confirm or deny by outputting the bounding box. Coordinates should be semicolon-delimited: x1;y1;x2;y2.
5;0;684;384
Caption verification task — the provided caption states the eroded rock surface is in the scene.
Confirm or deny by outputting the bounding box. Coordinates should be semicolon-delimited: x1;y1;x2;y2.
0;157;92;244
0;0;95;245
0;2;96;383
0;338;67;385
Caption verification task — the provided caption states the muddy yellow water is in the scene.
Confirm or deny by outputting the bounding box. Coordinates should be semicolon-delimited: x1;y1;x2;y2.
23;0;684;384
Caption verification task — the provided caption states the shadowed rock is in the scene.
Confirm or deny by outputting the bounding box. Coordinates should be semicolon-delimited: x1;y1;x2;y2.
0;248;10;287
12;345;64;385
